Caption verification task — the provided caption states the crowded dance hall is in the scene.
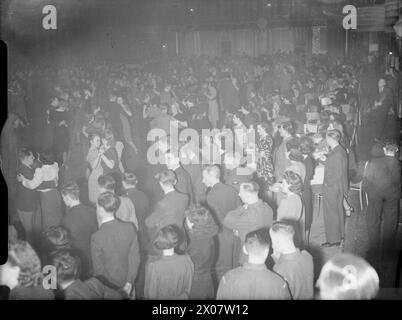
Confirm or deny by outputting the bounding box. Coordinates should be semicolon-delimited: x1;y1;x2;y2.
1;0;401;300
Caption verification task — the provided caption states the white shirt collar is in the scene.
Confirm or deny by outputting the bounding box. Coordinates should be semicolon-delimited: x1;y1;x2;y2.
100;216;115;226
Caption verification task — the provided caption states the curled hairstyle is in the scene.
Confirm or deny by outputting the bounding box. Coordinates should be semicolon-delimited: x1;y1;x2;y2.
8;240;42;288
288;148;304;163
299;136;315;155
154;225;183;250
52;250;81;283
185;204;211;225
44;226;72;251
88;133;101;144
97;191;121;213
283;170;303;195
123;171;138;186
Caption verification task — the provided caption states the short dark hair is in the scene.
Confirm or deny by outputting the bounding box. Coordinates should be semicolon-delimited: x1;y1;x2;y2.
97;192;121;213
384;141;399;154
271;220;296;238
257;121;273;135
244;228;271;254
61;182;80;201
98;173;116;191
185;204;211;225
156;170;177;186
154;225;183;250
38;151;55;165
240;181;260;194
52;250;81;283
286;137;300;151
288;148;304;162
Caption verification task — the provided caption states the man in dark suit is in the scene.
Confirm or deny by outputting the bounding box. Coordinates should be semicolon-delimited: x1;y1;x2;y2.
91;192;140;298
145;170;189;253
223;152;255;192
122;171;150;299
61;182;98;280
122;172;150;248
52;250;123;300
180;144;206;204
202;165;242;284
363;141;401;280
321;130;349;248
165;151;194;204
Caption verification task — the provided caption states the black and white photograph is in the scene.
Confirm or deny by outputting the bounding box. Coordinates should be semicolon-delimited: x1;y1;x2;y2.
0;0;401;304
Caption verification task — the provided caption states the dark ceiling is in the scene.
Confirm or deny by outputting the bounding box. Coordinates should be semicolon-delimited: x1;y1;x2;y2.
0;0;385;48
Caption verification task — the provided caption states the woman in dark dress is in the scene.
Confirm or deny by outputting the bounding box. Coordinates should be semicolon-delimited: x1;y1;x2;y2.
144;225;194;300
184;205;218;300
256;122;275;198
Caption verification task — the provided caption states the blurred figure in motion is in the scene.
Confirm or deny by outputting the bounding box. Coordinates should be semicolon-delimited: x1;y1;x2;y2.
316;253;379;300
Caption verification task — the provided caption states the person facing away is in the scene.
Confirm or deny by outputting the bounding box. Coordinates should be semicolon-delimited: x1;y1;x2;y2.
270;221;314;300
122;172;150;249
362;141;401;277
165;151;194;204
216;228;291;300
223;181;274;266
184;204;219;300
316;253;379;300
202;165;242;283
61;182;98;280
7;240;55;300
144;225;194;300
97;173;138;230
52;250;123;300
145;170;189;250
91;192;140;298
